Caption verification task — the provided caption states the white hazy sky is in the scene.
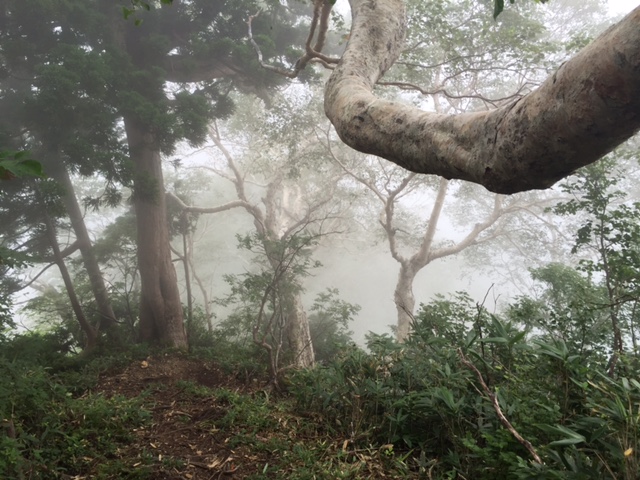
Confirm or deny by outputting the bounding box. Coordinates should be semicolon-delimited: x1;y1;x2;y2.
334;1;639;18
608;0;638;15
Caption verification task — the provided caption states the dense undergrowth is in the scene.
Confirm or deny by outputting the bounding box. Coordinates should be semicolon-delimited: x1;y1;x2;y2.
0;338;152;479
2;286;640;479
292;292;640;479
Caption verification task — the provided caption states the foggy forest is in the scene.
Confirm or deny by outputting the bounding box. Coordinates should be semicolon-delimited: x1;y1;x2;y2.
2;0;640;478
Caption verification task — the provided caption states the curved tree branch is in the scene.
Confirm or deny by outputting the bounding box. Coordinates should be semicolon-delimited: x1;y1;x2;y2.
325;1;640;194
166;191;250;214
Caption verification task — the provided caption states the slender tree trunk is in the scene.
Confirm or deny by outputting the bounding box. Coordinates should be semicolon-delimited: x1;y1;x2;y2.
124;118;187;348
394;263;417;342
43;210;98;350
181;215;193;341
190;253;213;332
50;165;117;331
599;223;624;375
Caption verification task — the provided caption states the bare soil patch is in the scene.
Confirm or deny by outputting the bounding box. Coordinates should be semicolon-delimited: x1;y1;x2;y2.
92;353;275;479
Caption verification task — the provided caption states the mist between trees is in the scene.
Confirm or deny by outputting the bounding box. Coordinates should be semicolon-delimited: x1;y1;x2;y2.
2;0;640;478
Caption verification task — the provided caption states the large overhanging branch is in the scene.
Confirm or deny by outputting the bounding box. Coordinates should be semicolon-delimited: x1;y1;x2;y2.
325;0;640;194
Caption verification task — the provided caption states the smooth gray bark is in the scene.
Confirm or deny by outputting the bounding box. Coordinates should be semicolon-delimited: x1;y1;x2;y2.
325;1;640;193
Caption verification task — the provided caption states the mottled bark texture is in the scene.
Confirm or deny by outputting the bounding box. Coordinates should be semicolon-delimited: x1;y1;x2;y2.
394;263;418;342
325;1;640;193
126;119;187;349
284;291;316;368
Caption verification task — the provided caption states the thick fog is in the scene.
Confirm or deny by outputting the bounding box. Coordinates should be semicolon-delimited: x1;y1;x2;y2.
1;0;636;350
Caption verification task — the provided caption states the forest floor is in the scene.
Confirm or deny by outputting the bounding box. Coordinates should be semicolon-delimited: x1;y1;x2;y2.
88;352;405;480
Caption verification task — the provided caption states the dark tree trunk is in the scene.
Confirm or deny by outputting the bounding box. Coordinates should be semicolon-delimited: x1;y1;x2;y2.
43;210;98;350
181;214;194;341
124;118;187;349
50;164;118;332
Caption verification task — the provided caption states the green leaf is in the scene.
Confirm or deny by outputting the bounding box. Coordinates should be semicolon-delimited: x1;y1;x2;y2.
493;0;505;19
482;337;509;344
538;424;586;446
549;436;585;447
0;156;45;179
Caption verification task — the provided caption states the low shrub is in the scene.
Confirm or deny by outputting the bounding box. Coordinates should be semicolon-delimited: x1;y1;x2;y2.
290;295;640;479
0;353;151;479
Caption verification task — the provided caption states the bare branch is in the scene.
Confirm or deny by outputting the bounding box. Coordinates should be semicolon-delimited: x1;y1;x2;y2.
18;262;58;291
459;349;543;465
166;191;250;214
377;81;529;107
246;1;339;80
429;194;504;263
412;177;449;266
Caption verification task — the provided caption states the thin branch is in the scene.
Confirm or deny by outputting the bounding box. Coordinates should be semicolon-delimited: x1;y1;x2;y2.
19;262;58;291
377;80;530;107
429;195;504;263
458;348;543;465
166;191;250;214
246;1;339;80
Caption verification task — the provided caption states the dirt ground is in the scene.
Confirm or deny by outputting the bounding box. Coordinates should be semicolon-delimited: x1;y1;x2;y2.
93;353;287;480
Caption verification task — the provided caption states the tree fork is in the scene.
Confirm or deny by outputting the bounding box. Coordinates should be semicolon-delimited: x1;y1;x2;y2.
42;210;98;350
325;1;640;193
51;165;118;332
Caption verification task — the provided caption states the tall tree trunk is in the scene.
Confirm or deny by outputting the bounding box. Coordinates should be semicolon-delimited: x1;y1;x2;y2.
50;165;117;332
285;292;315;368
43;210;98;350
394;263;417;342
124;118;187;348
181;215;193;341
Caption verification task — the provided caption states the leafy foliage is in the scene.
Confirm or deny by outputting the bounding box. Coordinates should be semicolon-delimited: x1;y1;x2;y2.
214;231;324;383
308;288;359;363
494;0;550;19
551;158;640;372
0;342;151;479
290;290;640;478
0;151;44;181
